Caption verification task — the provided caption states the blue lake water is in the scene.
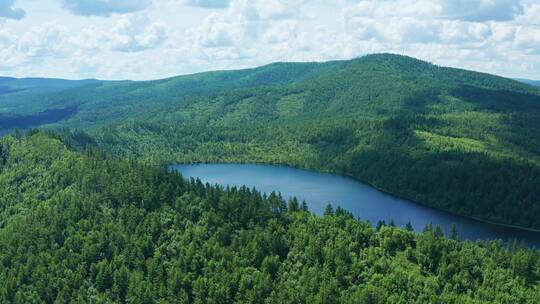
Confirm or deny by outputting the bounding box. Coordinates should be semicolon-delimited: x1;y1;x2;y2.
172;163;540;247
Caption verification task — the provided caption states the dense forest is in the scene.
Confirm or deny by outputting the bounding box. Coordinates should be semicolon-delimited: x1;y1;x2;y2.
1;132;540;303
0;106;79;130
1;54;540;230
86;54;540;230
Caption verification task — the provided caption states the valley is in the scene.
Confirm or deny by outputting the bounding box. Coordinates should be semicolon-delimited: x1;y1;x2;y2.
4;0;540;301
1;54;540;302
3;54;537;230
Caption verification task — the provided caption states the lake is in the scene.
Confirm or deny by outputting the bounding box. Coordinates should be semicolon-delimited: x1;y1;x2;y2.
172;163;540;247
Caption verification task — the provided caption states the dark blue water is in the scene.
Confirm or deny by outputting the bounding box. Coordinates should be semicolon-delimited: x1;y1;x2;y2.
172;163;540;247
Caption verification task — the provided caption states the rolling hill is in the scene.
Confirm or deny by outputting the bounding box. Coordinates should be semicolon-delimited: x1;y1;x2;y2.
2;53;540;230
1;62;338;129
0;77;101;130
0;77;101;113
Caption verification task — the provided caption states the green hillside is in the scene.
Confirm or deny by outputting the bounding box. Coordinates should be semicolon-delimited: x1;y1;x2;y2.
1;61;336;129
86;54;540;230
0;77;101;130
2;54;540;230
0;77;101;114
1;132;539;303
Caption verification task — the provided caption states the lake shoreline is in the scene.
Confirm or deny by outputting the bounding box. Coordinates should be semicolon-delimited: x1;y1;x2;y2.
172;160;540;235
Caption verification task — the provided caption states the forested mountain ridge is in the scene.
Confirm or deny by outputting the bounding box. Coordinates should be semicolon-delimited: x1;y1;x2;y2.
0;76;100;97
0;61;337;129
0;77;102;130
85;54;540;230
1;54;539;230
2;54;538;128
0;77;101;114
1;132;539;303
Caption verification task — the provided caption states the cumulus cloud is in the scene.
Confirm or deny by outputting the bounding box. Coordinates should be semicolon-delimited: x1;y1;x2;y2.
0;23;71;77
71;15;168;52
0;29;15;46
334;0;540;79
343;0;525;22
0;13;168;78
173;0;326;74
343;0;439;19
514;26;540;54
342;1;524;47
17;24;70;60
0;0;25;20
0;29;18;70
516;2;540;25
181;0;231;8
188;13;235;48
262;21;298;44
1;0;540;80
189;0;307;48
61;0;152;16
441;0;524;22
107;15;167;52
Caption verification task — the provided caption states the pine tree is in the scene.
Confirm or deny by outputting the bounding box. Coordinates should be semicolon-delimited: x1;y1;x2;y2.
405;221;414;232
376;220;386;231
324;204;334;216
449;223;459;240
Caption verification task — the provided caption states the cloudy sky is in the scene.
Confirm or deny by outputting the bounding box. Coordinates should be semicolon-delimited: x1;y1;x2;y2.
0;0;539;80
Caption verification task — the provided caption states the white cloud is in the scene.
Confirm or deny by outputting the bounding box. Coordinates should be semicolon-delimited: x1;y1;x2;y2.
440;0;524;22
514;26;540;54
0;23;71;76
192;13;239;47
343;0;525;22
107;15;167;52
0;0;539;80
17;23;70;62
0;13;168;78
262;21;297;44
489;23;515;42
343;0;440;19
187;0;309;51
516;2;540;25
0;29;18;71
69;52;99;75
61;0;153;16
342;2;524;47
0;28;16;46
0;0;25;19
181;0;231;8
246;0;301;20
336;0;539;78
70;15;168;52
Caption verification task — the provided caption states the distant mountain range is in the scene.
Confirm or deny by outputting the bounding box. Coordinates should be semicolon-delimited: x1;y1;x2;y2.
0;77;101;131
0;76;100;95
515;78;540;87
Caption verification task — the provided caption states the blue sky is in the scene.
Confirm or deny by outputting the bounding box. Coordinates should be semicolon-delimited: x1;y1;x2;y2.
0;0;539;80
